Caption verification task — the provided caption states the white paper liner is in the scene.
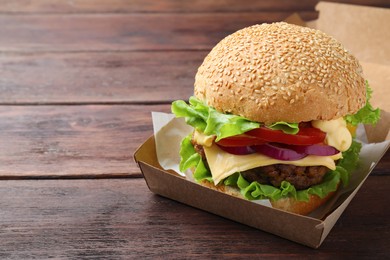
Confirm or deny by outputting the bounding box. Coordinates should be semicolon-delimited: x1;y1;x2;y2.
152;112;389;218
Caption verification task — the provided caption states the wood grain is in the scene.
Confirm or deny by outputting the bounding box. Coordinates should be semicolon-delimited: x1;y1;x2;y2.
0;104;170;178
0;12;318;52
0;51;202;104
0;177;388;258
0;104;388;178
0;0;388;257
373;147;390;175
0;0;388;13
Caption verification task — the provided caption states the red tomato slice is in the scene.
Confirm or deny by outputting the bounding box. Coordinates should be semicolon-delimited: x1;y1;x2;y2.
245;127;326;145
216;135;267;147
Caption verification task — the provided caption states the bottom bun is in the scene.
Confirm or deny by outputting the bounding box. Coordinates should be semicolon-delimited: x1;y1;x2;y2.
199;180;338;216
270;192;336;215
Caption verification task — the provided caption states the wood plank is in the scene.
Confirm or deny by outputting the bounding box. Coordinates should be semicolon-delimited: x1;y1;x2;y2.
0;12;318;52
0;177;388;258
0;51;202;104
375;149;390;175
0;0;388;13
0;104;387;178
0;0;317;13
0;104;170;178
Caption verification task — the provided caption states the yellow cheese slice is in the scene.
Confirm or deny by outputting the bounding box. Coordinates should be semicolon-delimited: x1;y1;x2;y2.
193;130;215;147
204;144;342;185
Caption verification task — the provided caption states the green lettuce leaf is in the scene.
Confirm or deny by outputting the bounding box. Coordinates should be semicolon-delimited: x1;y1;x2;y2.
345;82;381;126
336;139;362;187
179;134;212;182
172;96;302;140
234;170;341;202
172;97;259;141
171;99;208;132
267;122;299;134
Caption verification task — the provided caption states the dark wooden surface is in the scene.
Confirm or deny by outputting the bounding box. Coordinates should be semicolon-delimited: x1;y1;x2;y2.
0;0;389;258
0;177;388;258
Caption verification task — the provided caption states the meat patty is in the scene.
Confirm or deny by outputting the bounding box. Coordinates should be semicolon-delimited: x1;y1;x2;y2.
240;164;328;190
191;138;206;159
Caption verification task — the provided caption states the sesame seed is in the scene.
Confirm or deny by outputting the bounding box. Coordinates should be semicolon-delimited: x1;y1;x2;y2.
193;22;365;122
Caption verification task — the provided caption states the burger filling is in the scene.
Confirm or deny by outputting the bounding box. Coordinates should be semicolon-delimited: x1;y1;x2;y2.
172;85;379;202
192;134;334;190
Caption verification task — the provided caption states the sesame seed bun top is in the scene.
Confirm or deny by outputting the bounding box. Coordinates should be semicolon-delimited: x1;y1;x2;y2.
194;22;366;124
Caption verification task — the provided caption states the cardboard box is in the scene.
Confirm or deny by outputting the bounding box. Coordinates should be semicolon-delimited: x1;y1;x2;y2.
134;2;390;248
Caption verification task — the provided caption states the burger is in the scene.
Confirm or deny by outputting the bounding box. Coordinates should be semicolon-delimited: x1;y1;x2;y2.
171;22;380;215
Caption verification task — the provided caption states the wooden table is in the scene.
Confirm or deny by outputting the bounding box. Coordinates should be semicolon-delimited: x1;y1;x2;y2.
0;0;389;258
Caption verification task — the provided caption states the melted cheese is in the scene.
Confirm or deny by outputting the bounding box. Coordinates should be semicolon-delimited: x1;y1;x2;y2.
193;130;215;147
204;144;342;185
312;118;352;152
